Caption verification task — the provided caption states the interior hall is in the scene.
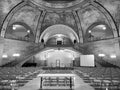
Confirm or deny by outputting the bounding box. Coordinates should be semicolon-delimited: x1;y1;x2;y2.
0;0;120;90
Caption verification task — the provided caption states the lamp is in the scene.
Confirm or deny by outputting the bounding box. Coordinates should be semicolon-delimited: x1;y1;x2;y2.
98;54;105;57
110;54;116;59
2;54;8;58
98;54;105;60
13;53;20;57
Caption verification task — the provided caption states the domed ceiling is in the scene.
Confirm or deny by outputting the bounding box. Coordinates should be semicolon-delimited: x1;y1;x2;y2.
43;0;75;3
0;0;120;67
31;0;85;9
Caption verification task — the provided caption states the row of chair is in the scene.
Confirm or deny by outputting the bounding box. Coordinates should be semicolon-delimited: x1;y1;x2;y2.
44;70;72;74
75;67;120;90
0;67;43;90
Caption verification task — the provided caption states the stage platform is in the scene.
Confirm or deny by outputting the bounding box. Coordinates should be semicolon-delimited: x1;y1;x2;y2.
18;71;94;90
37;70;75;89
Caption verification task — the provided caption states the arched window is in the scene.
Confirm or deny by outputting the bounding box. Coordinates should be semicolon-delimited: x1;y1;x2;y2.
5;22;35;42
85;22;114;42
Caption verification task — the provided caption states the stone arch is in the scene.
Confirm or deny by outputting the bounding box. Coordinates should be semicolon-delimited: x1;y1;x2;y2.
0;1;42;38
5;22;35;42
1;1;27;37
85;21;114;42
75;2;118;42
39;24;80;43
30;0;85;9
92;1;118;37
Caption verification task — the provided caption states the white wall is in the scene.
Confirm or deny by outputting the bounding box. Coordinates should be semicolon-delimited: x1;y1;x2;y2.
47;51;72;67
80;55;95;67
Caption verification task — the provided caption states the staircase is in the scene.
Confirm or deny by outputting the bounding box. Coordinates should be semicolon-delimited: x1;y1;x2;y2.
2;43;45;67
73;43;119;67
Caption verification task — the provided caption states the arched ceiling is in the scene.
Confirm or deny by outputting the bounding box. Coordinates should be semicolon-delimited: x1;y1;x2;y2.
30;0;86;9
43;0;75;3
0;0;120;67
39;24;79;43
0;0;118;43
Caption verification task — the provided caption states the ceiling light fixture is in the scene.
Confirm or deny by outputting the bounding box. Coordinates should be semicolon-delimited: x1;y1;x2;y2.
27;30;30;33
88;30;91;33
12;25;16;30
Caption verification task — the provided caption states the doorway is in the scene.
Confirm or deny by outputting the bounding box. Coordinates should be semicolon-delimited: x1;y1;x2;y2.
57;40;62;45
56;60;60;67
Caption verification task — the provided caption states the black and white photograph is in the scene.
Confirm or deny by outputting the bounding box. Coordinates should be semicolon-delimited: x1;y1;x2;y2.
0;0;120;90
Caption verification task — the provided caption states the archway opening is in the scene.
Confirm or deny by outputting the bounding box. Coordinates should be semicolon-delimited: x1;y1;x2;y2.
85;22;114;42
21;48;81;67
39;24;79;45
5;22;35;42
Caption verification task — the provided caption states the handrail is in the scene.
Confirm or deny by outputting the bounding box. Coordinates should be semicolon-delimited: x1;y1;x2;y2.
2;43;45;67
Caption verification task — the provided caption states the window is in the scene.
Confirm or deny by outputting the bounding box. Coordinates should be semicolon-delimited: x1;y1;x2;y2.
85;22;113;42
5;22;35;42
57;40;62;45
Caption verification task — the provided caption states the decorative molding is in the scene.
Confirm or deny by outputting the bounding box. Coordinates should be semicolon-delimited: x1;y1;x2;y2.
72;10;83;43
35;10;46;43
92;1;118;38
1;1;26;37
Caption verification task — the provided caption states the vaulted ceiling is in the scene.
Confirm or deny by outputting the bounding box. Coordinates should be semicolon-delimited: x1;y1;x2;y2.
0;0;120;67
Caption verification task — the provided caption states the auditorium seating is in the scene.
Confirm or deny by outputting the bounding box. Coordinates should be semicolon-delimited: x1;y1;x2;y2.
75;67;120;90
0;67;43;90
0;66;120;90
44;70;72;74
42;66;74;70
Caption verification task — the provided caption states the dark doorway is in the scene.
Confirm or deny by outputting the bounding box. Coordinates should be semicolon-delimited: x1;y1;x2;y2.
57;40;62;45
22;63;37;67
